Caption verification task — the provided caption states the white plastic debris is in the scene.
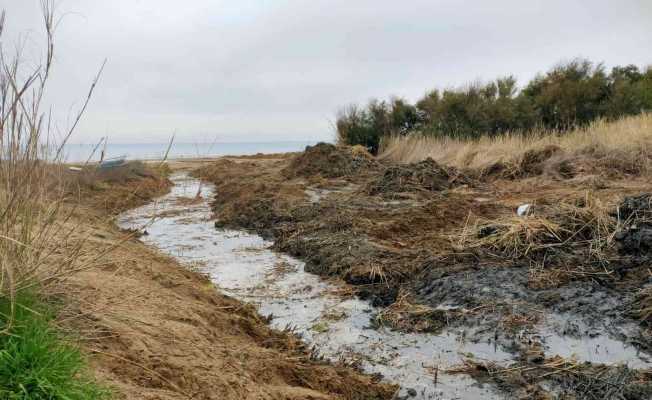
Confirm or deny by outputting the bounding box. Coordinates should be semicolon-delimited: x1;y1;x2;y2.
517;204;532;216
68;166;82;172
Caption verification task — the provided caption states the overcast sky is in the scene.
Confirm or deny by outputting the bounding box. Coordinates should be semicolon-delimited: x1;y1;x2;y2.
1;0;651;144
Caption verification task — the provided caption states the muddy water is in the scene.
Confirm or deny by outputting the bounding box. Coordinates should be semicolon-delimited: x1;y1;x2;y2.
118;173;651;399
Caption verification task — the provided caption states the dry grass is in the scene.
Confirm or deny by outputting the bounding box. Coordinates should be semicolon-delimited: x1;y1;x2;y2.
380;113;652;175
459;193;617;263
460;193;622;288
0;2;107;329
461;215;565;259
67;161;171;215
527;264;569;289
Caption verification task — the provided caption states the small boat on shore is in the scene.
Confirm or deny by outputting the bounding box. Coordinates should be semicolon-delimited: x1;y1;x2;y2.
98;156;127;170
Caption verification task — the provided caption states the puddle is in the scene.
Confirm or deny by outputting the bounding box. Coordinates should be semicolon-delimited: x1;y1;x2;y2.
524;313;651;368
118;173;651;399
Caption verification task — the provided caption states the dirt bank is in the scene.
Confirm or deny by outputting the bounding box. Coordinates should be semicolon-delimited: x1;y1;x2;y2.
197;143;652;398
52;162;395;400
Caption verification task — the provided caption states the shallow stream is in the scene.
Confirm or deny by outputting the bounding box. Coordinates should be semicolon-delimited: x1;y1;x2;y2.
118;173;651;399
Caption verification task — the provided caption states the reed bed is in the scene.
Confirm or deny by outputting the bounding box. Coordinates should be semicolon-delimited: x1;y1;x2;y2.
380;114;652;174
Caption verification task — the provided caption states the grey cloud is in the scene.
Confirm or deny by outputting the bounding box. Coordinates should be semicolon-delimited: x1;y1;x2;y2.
0;0;650;143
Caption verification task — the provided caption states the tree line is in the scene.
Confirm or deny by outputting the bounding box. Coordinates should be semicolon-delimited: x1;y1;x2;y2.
336;59;652;153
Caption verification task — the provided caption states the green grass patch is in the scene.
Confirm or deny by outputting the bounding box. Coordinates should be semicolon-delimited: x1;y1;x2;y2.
0;293;110;400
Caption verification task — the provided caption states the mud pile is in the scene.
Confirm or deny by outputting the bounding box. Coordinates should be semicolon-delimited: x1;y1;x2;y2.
519;144;564;176
365;157;466;196
272;199;411;306
197;158;305;237
615;194;652;256
481;145;575;180
282;142;377;179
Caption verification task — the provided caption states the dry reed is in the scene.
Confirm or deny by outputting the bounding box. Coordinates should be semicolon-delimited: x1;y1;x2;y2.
380;114;652;174
0;1;104;331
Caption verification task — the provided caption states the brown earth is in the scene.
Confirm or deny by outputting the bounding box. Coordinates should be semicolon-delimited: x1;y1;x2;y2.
52;162;395;400
196;142;652;399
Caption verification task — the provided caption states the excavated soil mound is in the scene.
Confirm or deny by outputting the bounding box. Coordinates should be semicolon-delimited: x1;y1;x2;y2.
481;145;570;180
519;145;563;176
366;158;465;196
282;142;377;178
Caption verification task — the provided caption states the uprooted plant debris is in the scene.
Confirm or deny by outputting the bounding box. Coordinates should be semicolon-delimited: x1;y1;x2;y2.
197;146;652;398
68;161;173;214
282;142;378;179
460;192;652;284
365;157;469;197
460;194;617;272
480;145;569;180
373;291;462;333
449;356;652;400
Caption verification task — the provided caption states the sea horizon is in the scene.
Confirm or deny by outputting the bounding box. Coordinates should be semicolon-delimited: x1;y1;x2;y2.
62;140;323;163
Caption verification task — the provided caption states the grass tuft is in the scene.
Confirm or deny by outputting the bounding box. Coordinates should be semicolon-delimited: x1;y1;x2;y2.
0;293;109;400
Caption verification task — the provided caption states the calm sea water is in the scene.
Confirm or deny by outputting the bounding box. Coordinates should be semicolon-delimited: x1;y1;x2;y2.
62;141;320;163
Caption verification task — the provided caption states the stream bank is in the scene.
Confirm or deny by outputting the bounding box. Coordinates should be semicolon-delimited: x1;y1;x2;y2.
62;167;394;400
119;172;652;399
119;173;509;399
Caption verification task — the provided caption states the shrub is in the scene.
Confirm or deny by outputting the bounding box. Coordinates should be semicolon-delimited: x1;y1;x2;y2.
336;97;423;154
521;59;610;130
336;58;652;148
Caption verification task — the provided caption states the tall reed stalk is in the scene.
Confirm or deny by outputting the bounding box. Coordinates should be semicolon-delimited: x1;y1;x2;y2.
0;1;102;332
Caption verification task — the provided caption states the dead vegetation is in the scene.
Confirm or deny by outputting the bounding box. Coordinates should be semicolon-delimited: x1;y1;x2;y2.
374;291;458;333
364;157;467;198
460;193;616;265
282;142;377;179
448;356;652;400
0;0;108;331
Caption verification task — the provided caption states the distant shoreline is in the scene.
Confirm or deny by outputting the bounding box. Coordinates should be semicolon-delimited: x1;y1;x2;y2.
62;141;322;163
